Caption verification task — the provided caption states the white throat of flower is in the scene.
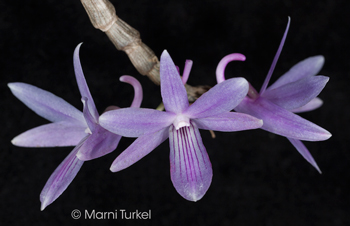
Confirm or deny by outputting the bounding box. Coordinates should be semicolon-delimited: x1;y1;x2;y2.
173;115;190;130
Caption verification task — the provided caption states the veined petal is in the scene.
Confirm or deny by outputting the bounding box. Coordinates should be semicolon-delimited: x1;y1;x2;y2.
77;125;121;161
268;56;325;90
291;98;323;113
73;43;99;121
262;75;329;110
100;108;175;137
160;50;189;114
169;123;212;202
40;136;87;210
184;77;248;119
287;138;321;173
12;122;87;147
110;127;169;172
8;83;84;124
192;112;262;132
234;97;331;141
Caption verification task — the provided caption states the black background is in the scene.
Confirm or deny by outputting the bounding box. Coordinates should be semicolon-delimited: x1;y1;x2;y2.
1;0;349;225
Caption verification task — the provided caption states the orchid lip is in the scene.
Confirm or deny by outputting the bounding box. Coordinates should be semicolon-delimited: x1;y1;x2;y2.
173;115;190;130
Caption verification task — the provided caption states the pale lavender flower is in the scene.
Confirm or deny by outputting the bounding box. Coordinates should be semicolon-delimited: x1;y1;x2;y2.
8;43;143;210
216;18;331;173
99;50;263;201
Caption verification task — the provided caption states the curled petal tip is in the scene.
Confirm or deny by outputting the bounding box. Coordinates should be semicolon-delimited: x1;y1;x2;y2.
216;53;246;84
119;75;143;108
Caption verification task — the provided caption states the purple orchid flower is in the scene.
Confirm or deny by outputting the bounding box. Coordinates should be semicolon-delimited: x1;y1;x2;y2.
8;43;143;210
99;50;263;201
216;18;331;173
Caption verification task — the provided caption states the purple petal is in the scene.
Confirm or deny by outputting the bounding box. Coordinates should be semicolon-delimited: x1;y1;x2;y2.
73;43;99;121
184;77;248;119
262;75;329;110
268;56;325;90
8;83;84;124
12;122;87;147
76;125;121;161
160;50;189;114
82;97;97;132
169;122;212;201
260;17;290;94
99;108;175;137
119;75;143;108
234;97;332;141
291;98;323;113
192;112;262;132
216;53;246;84
287;138;321;173
40;137;87;210
110;127;169;172
182;60;193;84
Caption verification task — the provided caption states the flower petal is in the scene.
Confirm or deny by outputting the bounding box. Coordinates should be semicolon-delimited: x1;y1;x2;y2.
76;125;121;161
169;123;212;202
262;75;329;110
260;17;290;94
291;98;323;113
73;43;99;121
119;75;143;108
268;56;325;90
82;97;97;132
11;122;87;147
110;127;169;172
184;77;248;118
192;112;262;132
287;138;321;173
99;108;175;137
234;97;331;141
8;83;84;124
160;50;189;114
216;53;246;84
40;136;87;210
182;60;193;84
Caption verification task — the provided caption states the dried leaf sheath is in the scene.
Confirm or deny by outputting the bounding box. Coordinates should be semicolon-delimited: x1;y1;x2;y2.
80;0;210;100
80;0;160;84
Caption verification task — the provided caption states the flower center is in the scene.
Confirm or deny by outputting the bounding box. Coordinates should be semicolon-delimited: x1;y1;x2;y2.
173;115;190;130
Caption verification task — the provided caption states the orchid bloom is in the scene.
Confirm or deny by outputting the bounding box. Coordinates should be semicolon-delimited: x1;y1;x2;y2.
8;43;143;210
99;50;263;201
216;18;331;173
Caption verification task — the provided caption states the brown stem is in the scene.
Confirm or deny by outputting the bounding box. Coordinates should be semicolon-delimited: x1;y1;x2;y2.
80;0;209;101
